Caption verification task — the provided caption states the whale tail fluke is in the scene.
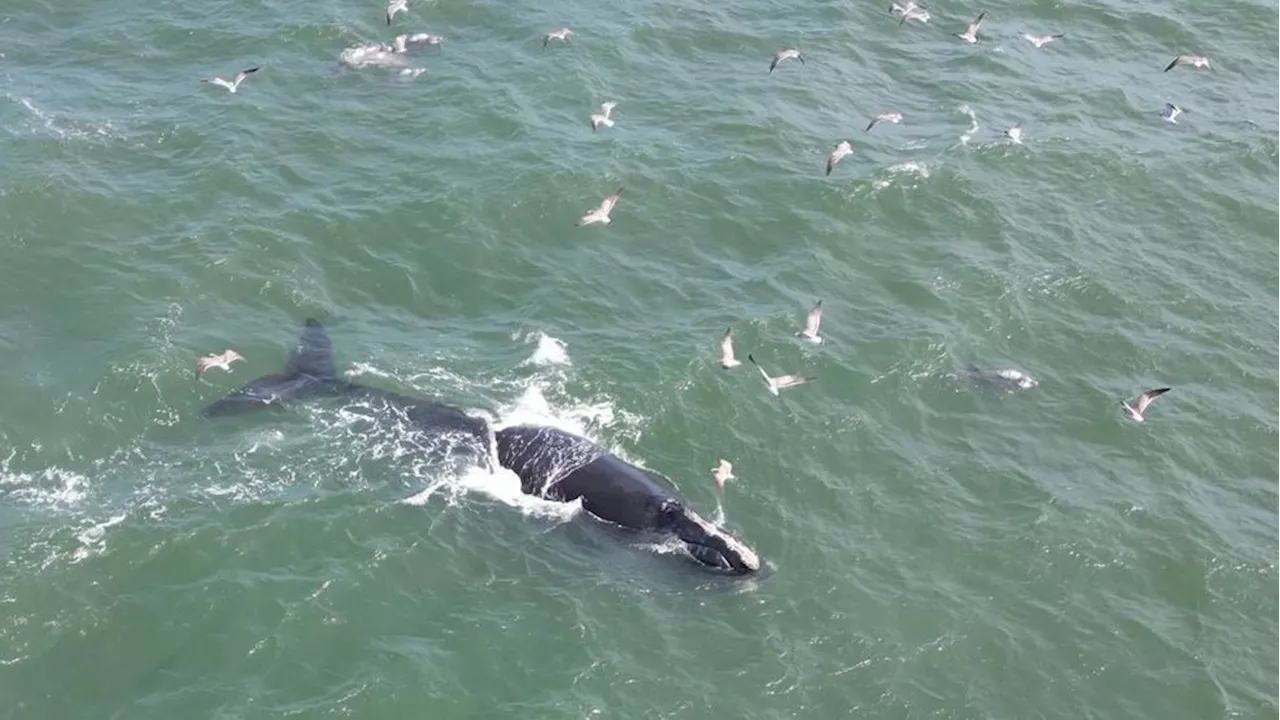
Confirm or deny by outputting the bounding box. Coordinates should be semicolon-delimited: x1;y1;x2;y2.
286;318;337;379
202;318;344;417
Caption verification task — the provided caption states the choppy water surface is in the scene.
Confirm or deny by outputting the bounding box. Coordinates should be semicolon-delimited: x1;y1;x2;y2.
0;0;1276;717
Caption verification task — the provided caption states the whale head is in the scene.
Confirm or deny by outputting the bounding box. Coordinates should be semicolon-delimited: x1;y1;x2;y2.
658;500;760;574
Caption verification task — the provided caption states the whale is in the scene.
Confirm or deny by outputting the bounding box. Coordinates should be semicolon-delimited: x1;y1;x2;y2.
954;365;1039;394
202;318;761;574
494;424;760;573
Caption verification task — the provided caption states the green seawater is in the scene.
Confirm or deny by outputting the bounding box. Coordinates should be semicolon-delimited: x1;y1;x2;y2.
0;0;1277;717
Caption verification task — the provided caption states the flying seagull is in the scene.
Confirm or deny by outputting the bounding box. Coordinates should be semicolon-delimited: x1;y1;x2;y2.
865;111;903;132
1160;103;1185;124
710;459;735;491
1164;53;1211;72
891;1;931;25
718;327;742;369
1004;123;1023;144
203;67;259;93
386;0;408;25
1122;387;1171;423
196;349;245;380
769;48;804;73
826;141;853;175
575;188;623;227
1023;33;1064;48
589;101;618;132
544;28;573;47
747;354;815;396
957;11;986;43
796;300;823;344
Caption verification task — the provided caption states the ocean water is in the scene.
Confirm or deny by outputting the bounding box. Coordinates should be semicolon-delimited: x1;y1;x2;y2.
0;0;1276;717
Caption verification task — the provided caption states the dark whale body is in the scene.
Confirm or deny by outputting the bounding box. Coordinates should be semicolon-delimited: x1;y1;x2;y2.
203;319;760;574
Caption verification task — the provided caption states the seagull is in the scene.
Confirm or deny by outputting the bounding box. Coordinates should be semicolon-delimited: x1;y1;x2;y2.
1122;387;1171;423
796;300;823;344
747;354;815;397
589;101;618;132
203;67;259;94
891;1;931;24
710;459;735;491
1164;53;1211;72
769;48;804;73
826;141;853;175
718;327;742;369
1004;124;1023;144
575;188;623;227
956;11;986;43
1160;103;1186;124
1023;33;1064;48
865;111;903;133
386;0;408;25
196;349;245;380
543;28;573;47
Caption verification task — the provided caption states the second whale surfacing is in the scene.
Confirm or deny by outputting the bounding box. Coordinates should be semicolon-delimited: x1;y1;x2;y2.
202;319;761;574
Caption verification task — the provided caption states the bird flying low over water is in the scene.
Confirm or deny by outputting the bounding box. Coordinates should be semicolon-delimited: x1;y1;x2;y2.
769;48;804;73
589;101;618;132
1023;33;1064;48
747;354;815;396
865;111;903;133
576;188;623;226
1122;387;1171;422
826;141;853;175
891;1;930;24
1160;103;1185;124
203;67;259;93
796;300;823;344
719;327;742;369
1004;124;1023;144
544;28;573;47
196;349;245;380
710;459;735;491
1164;53;1211;72
956;12;986;43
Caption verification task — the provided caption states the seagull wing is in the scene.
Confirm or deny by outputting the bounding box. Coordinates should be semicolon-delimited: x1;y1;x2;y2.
968;11;986;34
600;188;623;214
774;375;814;390
1163;55;1182;72
747;354;772;384
802;300;823;336
720;328;736;364
1135;387;1171;414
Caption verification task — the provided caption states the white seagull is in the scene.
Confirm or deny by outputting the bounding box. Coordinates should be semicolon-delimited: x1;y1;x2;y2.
1004;124;1023;144
891;1;931;24
386;0;408;25
718;327;742;369
575;188;623;227
865;111;903;133
957;12;986;43
203;67;259;94
589;101;618;132
769;48;804;73
826;141;853;175
748;354;815;396
796;300;823;344
1160;103;1186;124
543;28;573;47
710;459;735;491
1164;53;1211;72
1023;33;1064;48
1122;387;1171;423
196;349;245;380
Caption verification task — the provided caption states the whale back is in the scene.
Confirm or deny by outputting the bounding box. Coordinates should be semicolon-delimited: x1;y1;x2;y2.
285;318;336;379
494;425;677;530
